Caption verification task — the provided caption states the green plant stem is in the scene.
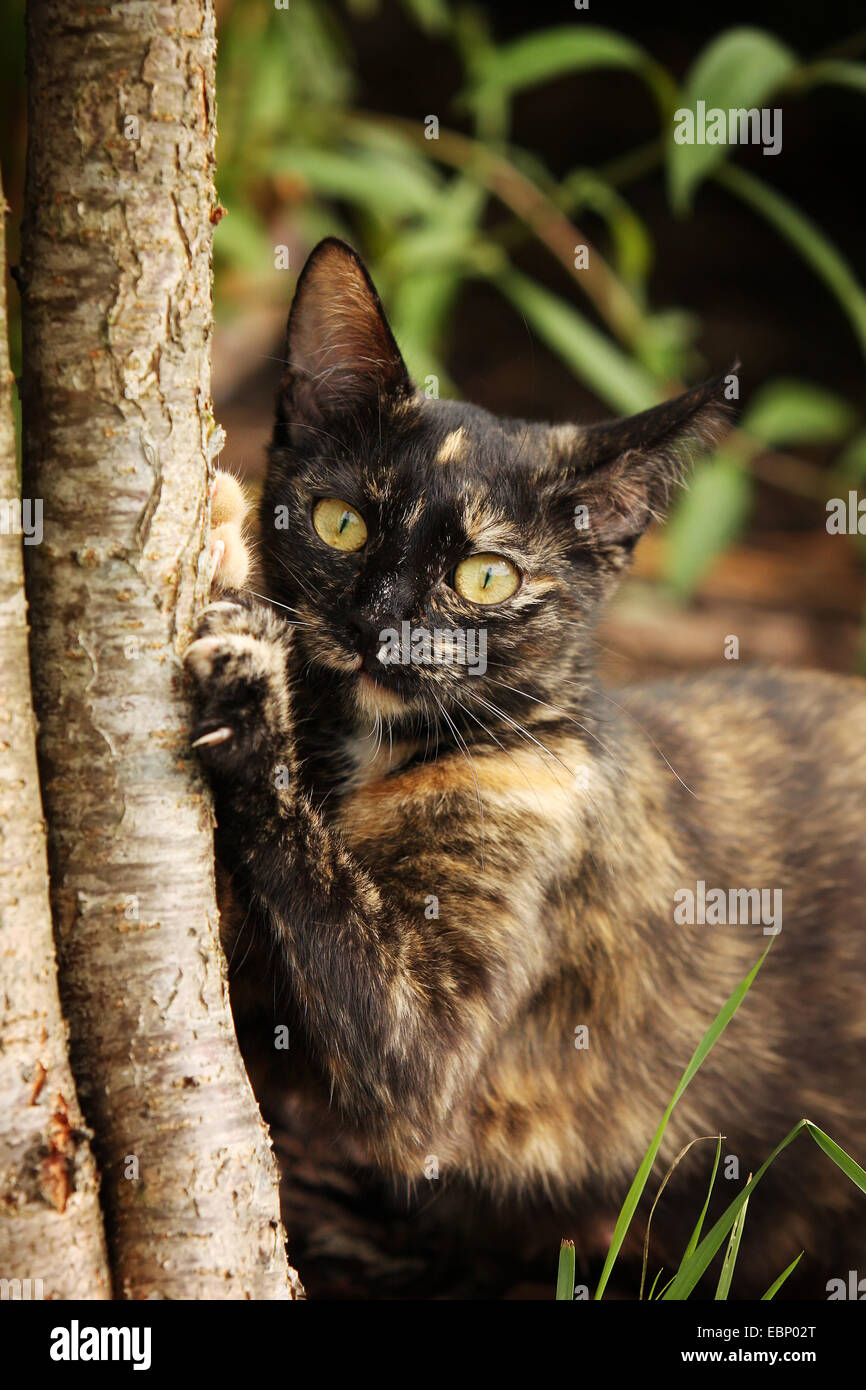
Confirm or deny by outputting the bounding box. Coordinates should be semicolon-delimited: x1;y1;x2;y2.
352;109;648;349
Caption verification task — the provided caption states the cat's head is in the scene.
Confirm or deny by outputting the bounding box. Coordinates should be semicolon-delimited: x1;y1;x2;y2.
261;238;734;727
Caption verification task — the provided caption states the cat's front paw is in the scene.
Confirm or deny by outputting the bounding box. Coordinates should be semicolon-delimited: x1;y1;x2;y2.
184;597;292;780
208;470;253;591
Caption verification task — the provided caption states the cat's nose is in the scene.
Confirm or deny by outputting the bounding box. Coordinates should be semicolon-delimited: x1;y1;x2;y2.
347;613;408;677
347;615;384;661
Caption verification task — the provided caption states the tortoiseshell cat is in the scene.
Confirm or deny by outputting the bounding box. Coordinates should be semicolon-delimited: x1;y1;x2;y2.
185;238;866;1298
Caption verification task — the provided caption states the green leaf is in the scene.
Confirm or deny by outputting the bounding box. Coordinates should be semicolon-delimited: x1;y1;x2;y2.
468;27;677;121
714;1185;750;1299
391;272;460;382
761;1252;803;1300
743;380;857;448
396;0;452;34
556;1239;576;1300
264;145;444;219
664;451;752;597
632;309;699;380
496;269;658;416
716;163;866;364
669;28;797;211
385;179;490;376
381;179;490;280
594;945;771;1299
799;59;866;96
561;169;654;290
836;432;866;482
212;204;273;275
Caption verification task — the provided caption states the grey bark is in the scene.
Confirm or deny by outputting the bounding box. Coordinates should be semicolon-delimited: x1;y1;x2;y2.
0;166;111;1302
20;0;300;1298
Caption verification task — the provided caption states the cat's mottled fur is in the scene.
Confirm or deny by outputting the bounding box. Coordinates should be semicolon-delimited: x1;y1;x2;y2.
185;238;866;1296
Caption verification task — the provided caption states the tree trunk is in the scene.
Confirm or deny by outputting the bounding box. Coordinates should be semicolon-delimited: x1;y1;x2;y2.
0;167;111;1303
20;0;300;1299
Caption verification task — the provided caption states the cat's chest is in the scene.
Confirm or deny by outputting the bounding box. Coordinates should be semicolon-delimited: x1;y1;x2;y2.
338;731;426;795
330;733;596;881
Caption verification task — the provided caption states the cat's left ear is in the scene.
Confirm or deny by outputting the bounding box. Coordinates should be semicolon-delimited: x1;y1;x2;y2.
277;238;413;437
550;370;737;553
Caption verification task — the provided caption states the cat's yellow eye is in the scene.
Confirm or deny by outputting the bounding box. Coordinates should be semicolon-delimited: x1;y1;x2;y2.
312;498;368;552
453;553;520;605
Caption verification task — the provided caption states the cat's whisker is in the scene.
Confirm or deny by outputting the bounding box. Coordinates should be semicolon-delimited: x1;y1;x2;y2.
270;414;353;453
420;697;435;762
462;686;606;824
262;542;317;596
232;902;259;978
447;690;553;818
594;688;703;800
431;690;485;868
590;634;632;662
462;689;575;787
268;549;321;605
246;590;315;626
484;672;627;777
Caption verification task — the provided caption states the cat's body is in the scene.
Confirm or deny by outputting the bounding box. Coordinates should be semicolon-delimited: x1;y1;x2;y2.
186;239;866;1297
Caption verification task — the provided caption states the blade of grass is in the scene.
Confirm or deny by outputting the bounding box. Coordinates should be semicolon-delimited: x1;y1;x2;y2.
640;1135;721;1299
762;1252;804;1300
556;1238;576;1301
682;1134;723;1263
714;1176;751;1299
663;1120;808;1298
666;1119;866;1298
806;1123;866;1193
594;944;771;1299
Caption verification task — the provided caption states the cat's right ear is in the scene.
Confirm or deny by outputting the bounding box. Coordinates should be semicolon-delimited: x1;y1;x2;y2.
545;371;736;563
276;238;413;441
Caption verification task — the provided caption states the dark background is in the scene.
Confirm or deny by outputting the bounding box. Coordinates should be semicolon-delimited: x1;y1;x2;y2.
3;0;865;1298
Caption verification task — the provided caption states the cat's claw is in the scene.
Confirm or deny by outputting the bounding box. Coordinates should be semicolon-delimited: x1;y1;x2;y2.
191;725;234;749
210;535;226;569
